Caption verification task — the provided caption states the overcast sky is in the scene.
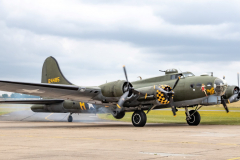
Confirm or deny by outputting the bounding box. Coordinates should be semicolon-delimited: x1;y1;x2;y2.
0;0;240;93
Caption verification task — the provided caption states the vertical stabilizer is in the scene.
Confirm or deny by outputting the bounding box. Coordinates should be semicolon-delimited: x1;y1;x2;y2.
41;56;72;85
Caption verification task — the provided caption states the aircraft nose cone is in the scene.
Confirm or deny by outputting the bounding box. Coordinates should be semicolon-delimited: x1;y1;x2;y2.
214;78;227;96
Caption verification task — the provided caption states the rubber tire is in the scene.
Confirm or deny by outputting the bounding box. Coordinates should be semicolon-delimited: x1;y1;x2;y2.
132;110;147;127
68;115;73;122
186;110;201;126
113;111;125;119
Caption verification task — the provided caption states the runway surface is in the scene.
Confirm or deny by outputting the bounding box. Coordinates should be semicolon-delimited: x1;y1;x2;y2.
0;110;111;122
1;110;240;160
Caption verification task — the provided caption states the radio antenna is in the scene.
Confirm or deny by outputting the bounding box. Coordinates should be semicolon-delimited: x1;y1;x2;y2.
178;68;182;73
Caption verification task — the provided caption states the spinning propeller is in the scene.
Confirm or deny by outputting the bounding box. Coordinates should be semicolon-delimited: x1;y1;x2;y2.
116;66;140;113
155;76;181;116
169;76;181;116
221;73;240;113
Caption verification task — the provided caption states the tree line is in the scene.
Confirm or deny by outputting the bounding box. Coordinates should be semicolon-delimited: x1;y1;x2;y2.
1;93;40;98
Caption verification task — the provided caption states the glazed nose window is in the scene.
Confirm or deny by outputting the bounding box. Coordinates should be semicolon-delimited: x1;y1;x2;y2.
214;79;227;95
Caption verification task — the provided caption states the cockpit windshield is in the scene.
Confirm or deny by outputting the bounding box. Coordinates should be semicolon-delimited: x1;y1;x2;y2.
183;73;195;78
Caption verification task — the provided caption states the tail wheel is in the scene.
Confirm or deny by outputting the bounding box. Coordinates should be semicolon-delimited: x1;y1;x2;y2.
68;115;73;122
132;110;147;127
186;110;201;126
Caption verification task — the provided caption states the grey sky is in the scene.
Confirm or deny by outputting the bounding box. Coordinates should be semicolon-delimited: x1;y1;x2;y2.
0;0;240;92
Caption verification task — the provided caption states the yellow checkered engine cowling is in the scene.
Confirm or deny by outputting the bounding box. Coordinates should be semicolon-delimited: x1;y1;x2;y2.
155;85;174;105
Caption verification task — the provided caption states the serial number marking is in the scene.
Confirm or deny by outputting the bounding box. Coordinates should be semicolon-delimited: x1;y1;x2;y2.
48;77;60;83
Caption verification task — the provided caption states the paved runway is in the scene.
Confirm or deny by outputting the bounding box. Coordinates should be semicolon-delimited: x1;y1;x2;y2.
1;109;240;160
0;110;111;123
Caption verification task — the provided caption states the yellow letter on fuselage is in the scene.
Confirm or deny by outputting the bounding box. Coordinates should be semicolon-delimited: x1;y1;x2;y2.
79;102;86;110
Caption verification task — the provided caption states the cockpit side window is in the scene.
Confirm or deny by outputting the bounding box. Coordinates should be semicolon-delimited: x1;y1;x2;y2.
207;82;212;87
190;84;194;88
196;83;201;87
183;73;194;77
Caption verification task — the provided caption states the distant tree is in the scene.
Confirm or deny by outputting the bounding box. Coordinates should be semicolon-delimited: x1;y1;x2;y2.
2;94;9;98
2;93;40;99
11;93;23;98
10;93;15;98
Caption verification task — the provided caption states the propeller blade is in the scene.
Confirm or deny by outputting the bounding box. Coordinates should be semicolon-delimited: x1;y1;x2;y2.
238;73;239;88
171;106;176;117
228;94;238;103
123;65;129;83
123;65;131;90
117;91;129;110
221;96;229;113
169;97;176;116
172;76;181;90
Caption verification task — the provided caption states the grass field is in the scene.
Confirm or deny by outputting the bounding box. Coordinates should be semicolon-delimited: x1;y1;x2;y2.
99;101;240;125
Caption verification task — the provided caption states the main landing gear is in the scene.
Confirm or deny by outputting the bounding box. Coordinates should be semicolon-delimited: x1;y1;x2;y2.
132;110;147;127
68;113;73;122
185;107;201;126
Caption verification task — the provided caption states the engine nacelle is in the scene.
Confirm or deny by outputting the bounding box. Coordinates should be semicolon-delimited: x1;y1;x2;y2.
137;85;174;105
155;85;174;105
100;80;132;97
224;85;239;99
31;103;66;113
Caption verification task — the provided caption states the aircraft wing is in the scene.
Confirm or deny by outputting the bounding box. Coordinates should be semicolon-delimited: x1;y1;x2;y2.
0;99;64;104
0;80;101;102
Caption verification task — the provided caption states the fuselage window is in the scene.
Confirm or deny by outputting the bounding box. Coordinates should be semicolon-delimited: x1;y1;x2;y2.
196;83;201;87
183;73;194;77
190;84;194;88
207;82;212;87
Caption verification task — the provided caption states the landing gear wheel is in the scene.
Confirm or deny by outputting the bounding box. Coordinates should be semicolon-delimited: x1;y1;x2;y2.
68;115;73;122
113;111;125;119
132;110;147;127
186;110;201;126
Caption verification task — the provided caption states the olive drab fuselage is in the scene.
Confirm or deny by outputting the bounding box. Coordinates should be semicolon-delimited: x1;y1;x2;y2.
132;73;217;102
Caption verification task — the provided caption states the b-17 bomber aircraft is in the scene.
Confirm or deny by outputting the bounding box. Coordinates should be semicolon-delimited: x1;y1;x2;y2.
0;57;239;127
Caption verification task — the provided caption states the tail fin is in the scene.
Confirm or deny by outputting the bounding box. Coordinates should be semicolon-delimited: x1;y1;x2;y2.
41;56;73;85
